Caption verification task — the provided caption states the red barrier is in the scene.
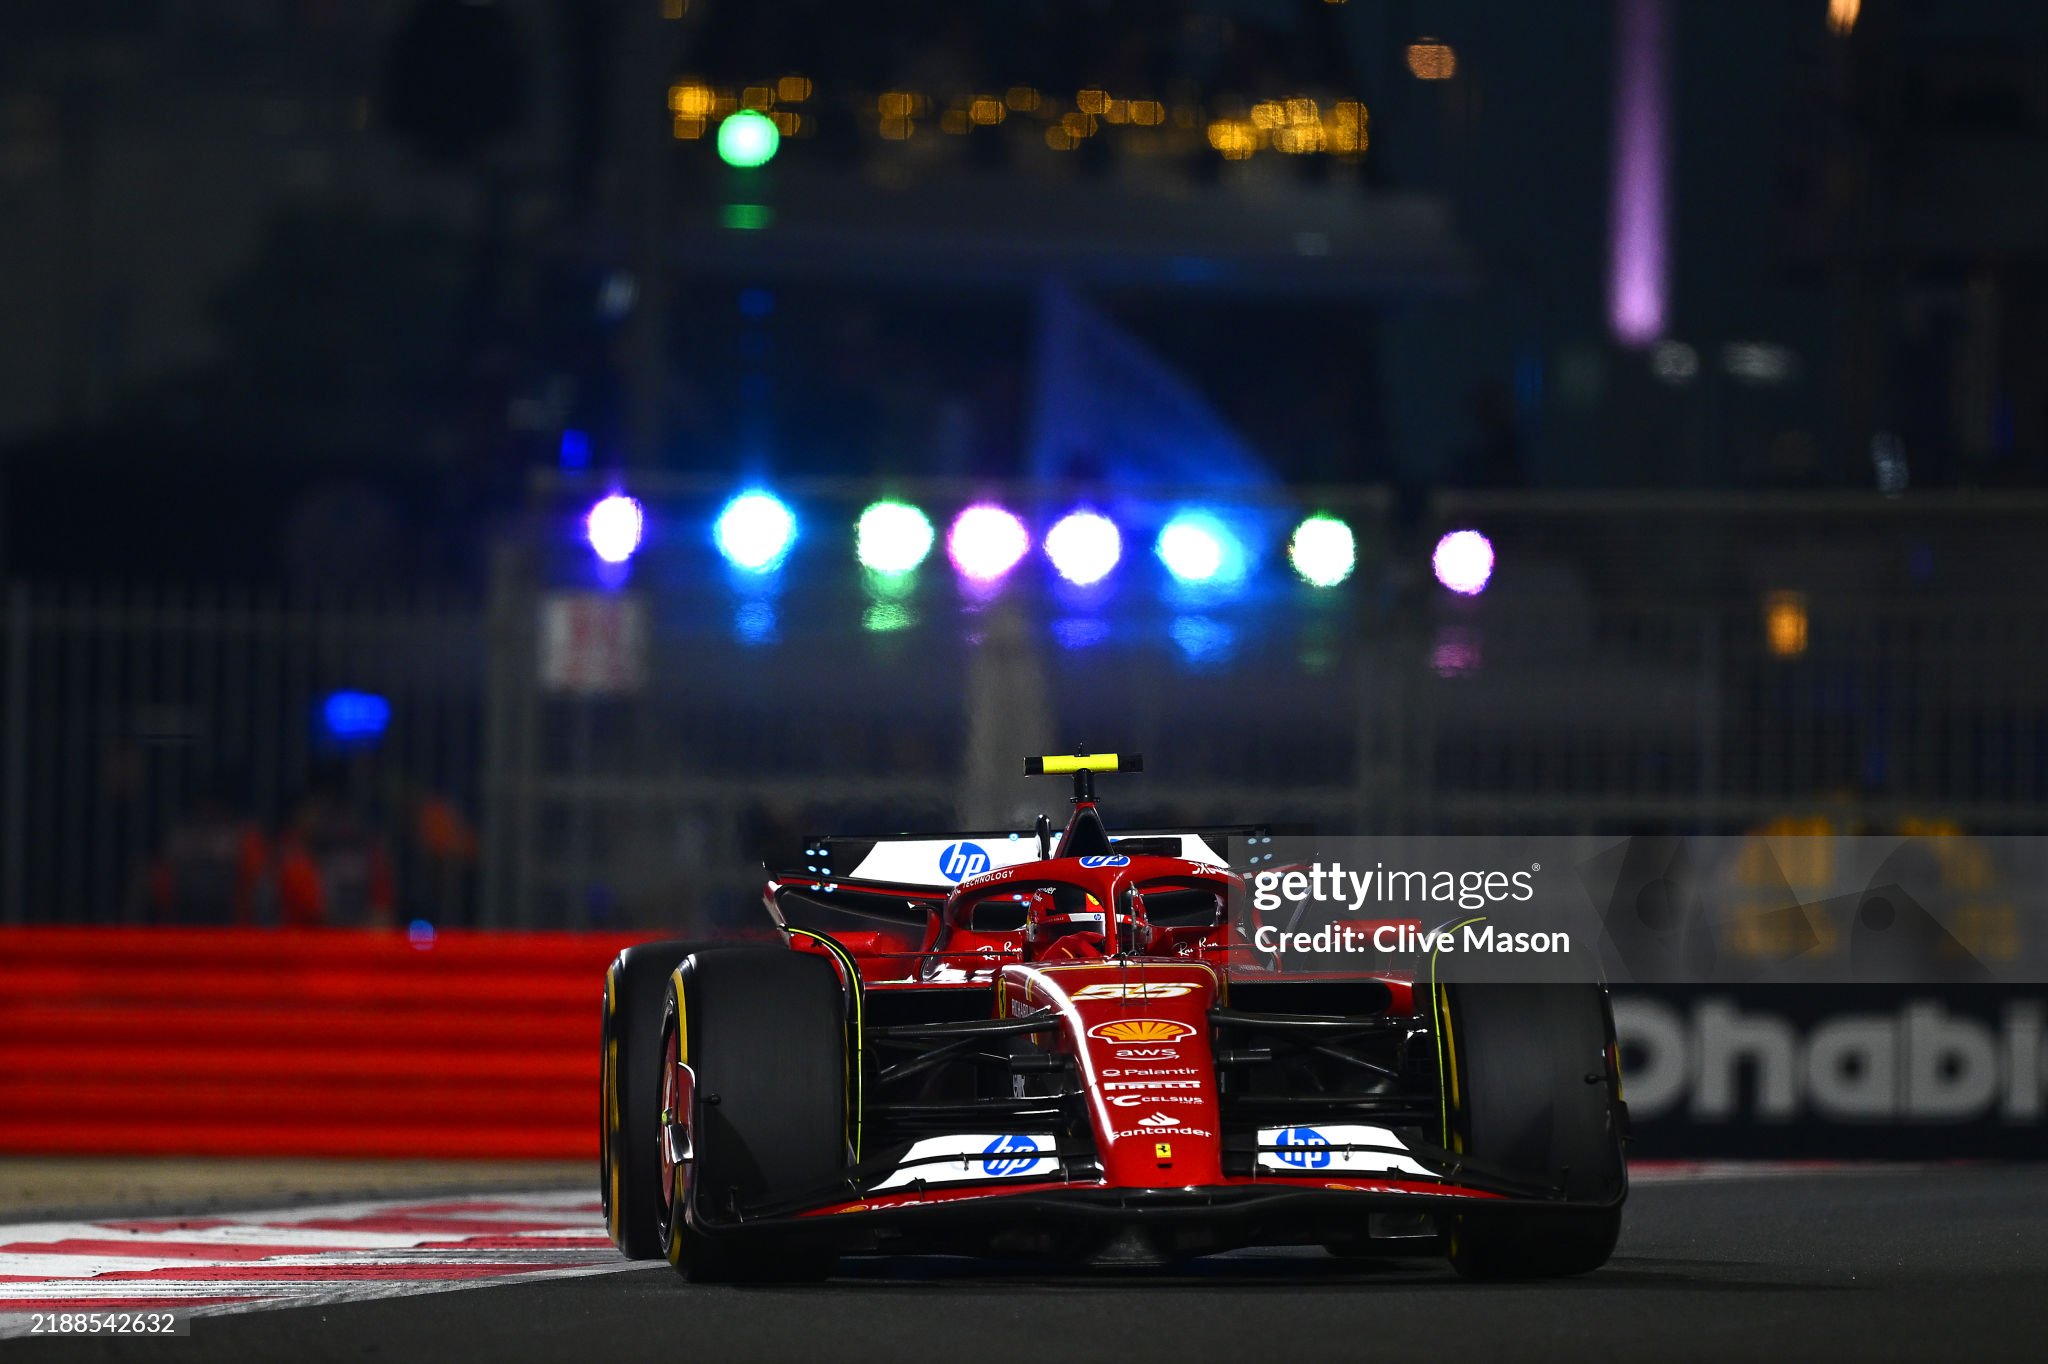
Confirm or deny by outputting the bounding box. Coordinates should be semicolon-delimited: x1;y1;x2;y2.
0;927;655;1159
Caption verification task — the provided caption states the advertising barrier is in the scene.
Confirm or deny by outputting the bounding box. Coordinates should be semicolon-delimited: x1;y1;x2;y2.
1613;986;2048;1159
4;929;2040;1161
0;927;652;1159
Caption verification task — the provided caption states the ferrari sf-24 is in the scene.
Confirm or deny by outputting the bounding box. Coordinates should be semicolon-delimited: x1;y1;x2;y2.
600;754;1627;1280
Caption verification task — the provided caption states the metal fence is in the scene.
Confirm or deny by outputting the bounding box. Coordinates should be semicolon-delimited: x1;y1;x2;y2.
0;585;483;924
7;490;2047;929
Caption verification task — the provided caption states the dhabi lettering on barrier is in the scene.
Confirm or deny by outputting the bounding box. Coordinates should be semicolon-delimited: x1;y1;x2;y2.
1613;987;2048;1159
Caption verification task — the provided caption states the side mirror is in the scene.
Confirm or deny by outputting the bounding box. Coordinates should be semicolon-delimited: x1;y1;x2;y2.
1035;813;1052;860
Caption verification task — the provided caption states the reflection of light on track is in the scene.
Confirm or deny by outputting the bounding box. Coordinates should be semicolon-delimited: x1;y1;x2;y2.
0;1190;630;1336
1627;1159;1930;1183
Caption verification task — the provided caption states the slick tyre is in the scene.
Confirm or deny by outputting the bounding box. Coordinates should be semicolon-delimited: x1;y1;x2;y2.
1436;983;1626;1280
601;940;715;1259
659;947;848;1282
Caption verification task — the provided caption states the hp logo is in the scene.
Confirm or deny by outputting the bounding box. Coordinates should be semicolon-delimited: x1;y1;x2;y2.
937;841;992;882
1078;854;1130;868
1273;1127;1332;1169
981;1134;1042;1176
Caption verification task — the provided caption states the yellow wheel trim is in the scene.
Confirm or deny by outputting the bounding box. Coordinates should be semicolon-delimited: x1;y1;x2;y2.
664;968;690;1265
786;929;864;1162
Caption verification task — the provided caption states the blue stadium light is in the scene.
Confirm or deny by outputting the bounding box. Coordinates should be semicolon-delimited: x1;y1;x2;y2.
586;494;645;564
1044;509;1123;586
320;690;390;744
1156;511;1244;586
558;429;592;471
715;490;798;572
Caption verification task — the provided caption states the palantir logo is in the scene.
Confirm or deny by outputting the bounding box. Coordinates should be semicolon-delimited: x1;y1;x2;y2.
1273;1127;1331;1169
981;1134;1042;1176
937;841;992;882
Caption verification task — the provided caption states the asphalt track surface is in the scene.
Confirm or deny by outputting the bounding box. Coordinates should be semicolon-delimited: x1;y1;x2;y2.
16;1166;2047;1364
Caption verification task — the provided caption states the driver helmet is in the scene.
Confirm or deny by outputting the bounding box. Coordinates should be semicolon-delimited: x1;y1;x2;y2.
1023;883;1150;958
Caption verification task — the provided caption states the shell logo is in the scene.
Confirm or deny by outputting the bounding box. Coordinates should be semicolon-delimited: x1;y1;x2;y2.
1088;1018;1195;1043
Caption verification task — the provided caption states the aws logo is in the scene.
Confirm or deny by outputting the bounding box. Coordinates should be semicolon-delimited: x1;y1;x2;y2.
937;842;992;882
1088;1018;1195;1043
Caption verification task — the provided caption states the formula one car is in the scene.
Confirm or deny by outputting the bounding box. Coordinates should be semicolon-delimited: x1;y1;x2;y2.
601;754;1627;1281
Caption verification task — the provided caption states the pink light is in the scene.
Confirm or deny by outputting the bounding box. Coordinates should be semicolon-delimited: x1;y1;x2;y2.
1608;0;1671;347
1433;529;1495;596
947;504;1030;583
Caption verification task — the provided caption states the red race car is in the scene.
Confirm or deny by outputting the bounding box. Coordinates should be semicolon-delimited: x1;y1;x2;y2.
600;754;1627;1281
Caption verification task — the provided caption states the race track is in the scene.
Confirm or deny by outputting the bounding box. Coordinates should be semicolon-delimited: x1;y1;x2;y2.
13;1166;2045;1363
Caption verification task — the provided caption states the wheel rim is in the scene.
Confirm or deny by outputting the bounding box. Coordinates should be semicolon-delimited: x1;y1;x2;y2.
659;1018;684;1220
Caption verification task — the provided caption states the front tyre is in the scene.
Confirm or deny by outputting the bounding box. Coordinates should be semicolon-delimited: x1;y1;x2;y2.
601;941;711;1259
659;947;849;1282
1436;984;1626;1279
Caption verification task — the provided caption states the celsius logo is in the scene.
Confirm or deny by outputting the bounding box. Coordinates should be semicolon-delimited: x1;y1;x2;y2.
1272;1127;1332;1169
1079;854;1130;868
980;1134;1043;1176
937;842;992;882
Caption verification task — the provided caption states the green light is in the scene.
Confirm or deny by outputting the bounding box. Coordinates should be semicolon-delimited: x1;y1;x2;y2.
855;500;934;575
1288;514;1357;587
719;203;773;230
717;110;780;168
862;601;915;633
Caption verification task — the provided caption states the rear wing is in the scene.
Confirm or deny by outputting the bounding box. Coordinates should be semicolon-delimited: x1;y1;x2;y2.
780;826;1271;892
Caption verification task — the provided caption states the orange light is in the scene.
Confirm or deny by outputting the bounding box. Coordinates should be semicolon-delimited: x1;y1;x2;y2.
1324;100;1368;154
740;86;774;111
1764;591;1810;658
877;91;914;119
969;96;1005;126
668;83;714;117
1005;86;1041;112
1076;88;1109;115
1406;40;1457;80
1206;119;1258;160
776;75;812;103
1827;0;1860;35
